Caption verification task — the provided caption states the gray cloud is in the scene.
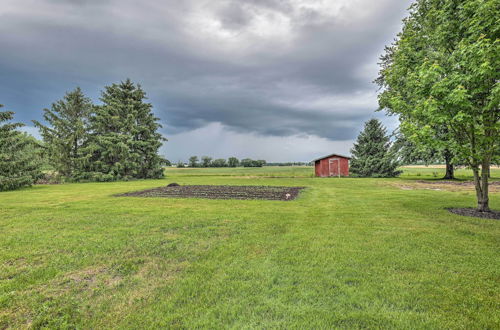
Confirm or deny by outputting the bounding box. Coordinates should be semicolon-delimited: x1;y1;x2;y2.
0;0;411;160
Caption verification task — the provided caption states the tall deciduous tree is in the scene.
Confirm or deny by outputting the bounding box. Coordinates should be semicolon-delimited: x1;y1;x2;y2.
228;157;239;167
188;156;199;167
83;79;166;181
33;87;93;177
0;106;42;191
393;130;456;179
211;158;227;167
377;0;499;211
350;119;401;178
240;158;253;167
201;156;212;168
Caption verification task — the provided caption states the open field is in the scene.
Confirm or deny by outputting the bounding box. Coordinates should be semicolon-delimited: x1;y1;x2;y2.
1;166;499;328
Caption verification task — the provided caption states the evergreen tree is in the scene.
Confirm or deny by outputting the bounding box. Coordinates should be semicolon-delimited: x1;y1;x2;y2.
350;119;401;177
33;87;93;178
0;106;43;191
82;79;165;181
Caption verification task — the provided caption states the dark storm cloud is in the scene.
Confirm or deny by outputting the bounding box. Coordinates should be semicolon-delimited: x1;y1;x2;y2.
0;0;411;141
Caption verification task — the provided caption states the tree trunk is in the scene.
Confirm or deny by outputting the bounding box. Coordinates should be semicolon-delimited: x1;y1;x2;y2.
443;149;455;179
473;161;490;212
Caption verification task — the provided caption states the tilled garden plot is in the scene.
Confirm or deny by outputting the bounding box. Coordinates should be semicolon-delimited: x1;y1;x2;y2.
117;185;305;201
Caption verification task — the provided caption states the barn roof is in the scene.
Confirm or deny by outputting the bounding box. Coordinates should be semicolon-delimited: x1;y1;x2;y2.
312;153;351;162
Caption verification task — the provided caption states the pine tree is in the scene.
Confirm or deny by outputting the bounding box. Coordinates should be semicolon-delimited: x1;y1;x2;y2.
83;79;166;181
350;119;401;177
33;87;93;178
0;106;43;191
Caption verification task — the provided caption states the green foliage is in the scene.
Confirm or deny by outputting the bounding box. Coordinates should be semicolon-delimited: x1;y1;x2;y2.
391;130;461;180
377;0;499;210
0;106;43;191
392;132;440;165
188;156;199;167
350;119;401;177
241;158;266;167
201;156;212;167
227;157;239;167
240;158;252;167
210;158;227;167
33;87;93;178
79;79;166;181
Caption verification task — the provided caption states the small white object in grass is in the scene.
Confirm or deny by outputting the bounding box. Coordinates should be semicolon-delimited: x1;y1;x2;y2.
285;193;291;199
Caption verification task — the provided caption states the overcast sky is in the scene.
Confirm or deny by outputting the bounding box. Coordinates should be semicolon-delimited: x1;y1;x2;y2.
1;0;411;162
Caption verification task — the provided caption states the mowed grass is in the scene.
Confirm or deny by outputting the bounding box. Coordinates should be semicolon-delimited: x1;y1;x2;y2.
0;166;499;329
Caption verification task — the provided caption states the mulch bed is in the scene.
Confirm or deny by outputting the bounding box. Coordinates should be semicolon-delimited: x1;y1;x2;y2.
447;208;500;220
117;185;305;201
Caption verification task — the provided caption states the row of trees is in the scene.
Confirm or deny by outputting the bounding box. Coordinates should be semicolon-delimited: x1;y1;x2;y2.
376;0;499;211
349;118;468;179
34;80;166;182
185;156;266;168
1;79;166;191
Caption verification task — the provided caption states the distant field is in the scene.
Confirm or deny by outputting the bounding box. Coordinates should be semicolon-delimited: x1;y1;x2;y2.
167;165;500;180
0;166;499;328
165;165;314;177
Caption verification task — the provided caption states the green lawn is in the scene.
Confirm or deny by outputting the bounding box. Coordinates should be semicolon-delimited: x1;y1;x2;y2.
1;167;499;329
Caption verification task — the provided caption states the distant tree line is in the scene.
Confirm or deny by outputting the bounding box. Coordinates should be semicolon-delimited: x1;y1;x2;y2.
183;156;266;168
0;79;167;191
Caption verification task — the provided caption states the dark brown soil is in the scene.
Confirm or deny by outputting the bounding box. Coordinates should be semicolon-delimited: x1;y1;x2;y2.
117;185;305;201
447;208;500;220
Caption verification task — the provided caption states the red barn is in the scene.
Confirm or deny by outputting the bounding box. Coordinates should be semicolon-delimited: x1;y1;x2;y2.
313;153;351;177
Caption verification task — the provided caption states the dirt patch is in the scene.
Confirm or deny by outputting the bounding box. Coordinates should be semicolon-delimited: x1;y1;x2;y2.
392;180;500;192
402;165;500;169
418;180;500;186
62;267;122;289
447;208;500;220
117;185;305;201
